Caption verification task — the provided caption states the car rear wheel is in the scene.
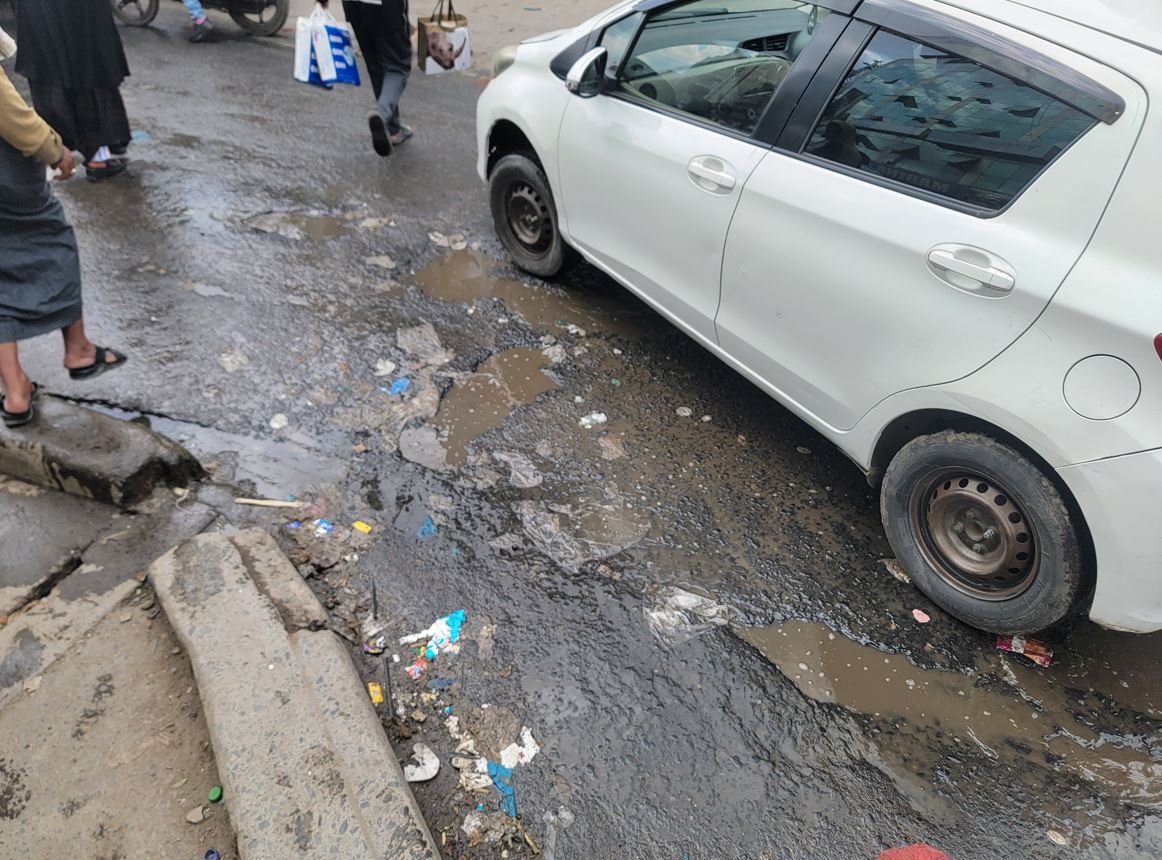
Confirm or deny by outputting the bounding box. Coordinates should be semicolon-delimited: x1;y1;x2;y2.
489;153;566;278
881;431;1089;633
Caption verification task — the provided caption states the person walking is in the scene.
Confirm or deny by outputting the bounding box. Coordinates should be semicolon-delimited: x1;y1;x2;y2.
12;0;132;182
0;58;128;428
324;0;414;156
180;1;215;43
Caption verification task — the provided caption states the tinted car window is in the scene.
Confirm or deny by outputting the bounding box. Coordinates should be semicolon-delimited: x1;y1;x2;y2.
806;29;1096;210
601;13;643;76
616;1;829;136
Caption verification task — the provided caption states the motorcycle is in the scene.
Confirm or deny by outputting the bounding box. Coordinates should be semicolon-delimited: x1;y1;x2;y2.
111;0;290;37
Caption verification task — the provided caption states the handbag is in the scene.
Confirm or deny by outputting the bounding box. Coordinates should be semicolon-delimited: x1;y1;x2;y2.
417;0;471;75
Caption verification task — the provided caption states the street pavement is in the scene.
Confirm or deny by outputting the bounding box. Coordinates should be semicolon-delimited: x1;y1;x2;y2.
4;4;1162;858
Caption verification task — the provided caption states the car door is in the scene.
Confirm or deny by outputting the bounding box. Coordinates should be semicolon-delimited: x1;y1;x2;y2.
715;1;1142;431
556;0;847;343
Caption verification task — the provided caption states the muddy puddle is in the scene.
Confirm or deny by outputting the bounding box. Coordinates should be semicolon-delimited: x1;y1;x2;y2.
742;621;1162;813
435;347;558;468
414;249;636;335
244;210;350;242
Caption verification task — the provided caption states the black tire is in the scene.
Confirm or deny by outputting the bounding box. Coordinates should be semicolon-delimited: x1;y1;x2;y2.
489;152;567;278
110;0;159;26
881;431;1089;634
230;0;289;36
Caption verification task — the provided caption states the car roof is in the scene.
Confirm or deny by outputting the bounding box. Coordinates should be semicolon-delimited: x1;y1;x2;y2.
980;0;1162;55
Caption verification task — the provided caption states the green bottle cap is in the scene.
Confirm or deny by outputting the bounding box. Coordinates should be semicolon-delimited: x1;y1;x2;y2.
208;786;223;804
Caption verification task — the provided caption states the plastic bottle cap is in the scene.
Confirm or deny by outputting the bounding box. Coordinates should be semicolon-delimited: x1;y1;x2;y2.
208;785;223;803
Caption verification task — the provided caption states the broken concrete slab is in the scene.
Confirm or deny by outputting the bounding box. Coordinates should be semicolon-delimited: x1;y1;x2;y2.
228;528;327;631
0;397;202;507
292;630;439;858
150;533;440;859
0;476;116;615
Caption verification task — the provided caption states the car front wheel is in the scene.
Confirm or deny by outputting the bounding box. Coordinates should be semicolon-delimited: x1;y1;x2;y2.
489;153;566;278
881;431;1089;633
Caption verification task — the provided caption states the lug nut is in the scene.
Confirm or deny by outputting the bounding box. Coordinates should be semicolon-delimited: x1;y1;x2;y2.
982;527;997;541
972;543;986;554
952;522;965;534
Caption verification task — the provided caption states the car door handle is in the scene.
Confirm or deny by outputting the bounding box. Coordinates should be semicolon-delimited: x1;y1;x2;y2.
688;156;736;193
926;246;1016;293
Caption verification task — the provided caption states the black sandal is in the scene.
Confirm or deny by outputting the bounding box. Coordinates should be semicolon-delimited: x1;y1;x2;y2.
68;347;128;380
1;382;40;429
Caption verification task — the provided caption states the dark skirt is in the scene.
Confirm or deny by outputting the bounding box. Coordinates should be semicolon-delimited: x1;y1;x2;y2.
0;141;83;343
28;81;130;162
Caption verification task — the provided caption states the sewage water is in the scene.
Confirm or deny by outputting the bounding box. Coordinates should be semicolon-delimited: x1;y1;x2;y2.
742;621;1162;810
414;249;633;334
435;347;558;468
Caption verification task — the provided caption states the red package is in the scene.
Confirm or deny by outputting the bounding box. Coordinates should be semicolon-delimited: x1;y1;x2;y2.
878;844;951;860
996;635;1053;668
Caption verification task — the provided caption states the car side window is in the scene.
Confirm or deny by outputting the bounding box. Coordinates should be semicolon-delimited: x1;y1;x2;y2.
805;29;1096;210
615;0;832;136
601;13;643;78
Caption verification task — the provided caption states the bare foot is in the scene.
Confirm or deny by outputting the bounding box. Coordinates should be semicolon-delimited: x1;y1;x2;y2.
1;374;33;414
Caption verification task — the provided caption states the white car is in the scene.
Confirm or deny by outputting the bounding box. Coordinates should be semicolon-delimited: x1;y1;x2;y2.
476;0;1162;634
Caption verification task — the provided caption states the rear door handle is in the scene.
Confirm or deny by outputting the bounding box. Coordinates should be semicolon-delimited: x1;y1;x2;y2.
926;246;1016;293
688;156;736;193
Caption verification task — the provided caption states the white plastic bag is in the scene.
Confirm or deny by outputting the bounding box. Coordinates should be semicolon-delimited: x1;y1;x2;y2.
294;5;336;86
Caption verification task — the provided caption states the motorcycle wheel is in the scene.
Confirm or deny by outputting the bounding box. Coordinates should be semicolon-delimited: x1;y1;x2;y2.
110;0;159;26
229;0;289;36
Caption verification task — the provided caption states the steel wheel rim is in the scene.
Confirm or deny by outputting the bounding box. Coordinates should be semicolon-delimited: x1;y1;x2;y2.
114;0;149;22
909;469;1040;600
505;183;552;257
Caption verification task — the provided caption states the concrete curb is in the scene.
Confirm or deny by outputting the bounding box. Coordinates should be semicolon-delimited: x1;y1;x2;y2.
149;529;439;860
0;398;202;507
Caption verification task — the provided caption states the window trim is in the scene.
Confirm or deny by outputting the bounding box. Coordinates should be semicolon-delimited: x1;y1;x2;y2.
774;18;1106;218
634;0;860;14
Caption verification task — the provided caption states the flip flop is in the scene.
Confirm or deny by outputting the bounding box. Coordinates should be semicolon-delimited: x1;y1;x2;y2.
1;382;40;429
391;127;415;146
68;347;128;381
368;114;392;157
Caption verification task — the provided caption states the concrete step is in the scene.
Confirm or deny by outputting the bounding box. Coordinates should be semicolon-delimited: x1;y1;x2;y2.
0;398;201;507
149;529;439;860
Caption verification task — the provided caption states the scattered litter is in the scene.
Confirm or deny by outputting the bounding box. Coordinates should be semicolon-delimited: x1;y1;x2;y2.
22;676;42;694
612;348;623;355
400;426;450;472
269;413;289;430
286;521;302;530
352;520;373;534
488;761;518;817
453;756;493;791
204;851;221;860
429;231;450;247
405;658;428;680
477;803;485;812
461;809;517;844
646;587;730;645
373;359;398;377
796;446;812;454
120;612;132;623
446;715;479;755
417;515;439;540
208;786;223;804
411;708;428;723
400;610;466;659
610;378;621;386
701;415;712;422
541;344;567;364
443;705;453;715
389;377;412;395
598;436;626;460
515;497;646;573
234;497;302;509
560;323;586;337
363;633;388;655
911;609;931;624
579;411;607;429
493;451;543;488
499;726;541;769
365;254;397;270
996;635;1053;668
542;806;575;860
1046;830;1068;846
427;678;456;691
218;347;250;373
358;217;394;230
675;406;693;417
367;682;385;705
403;743;441;782
478;623;497;659
130;129;151;142
186;805;205;824
880;558;911;585
314;518;334;537
573;395;585;404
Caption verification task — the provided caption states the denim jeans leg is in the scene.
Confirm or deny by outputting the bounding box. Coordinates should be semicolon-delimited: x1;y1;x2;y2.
377;69;409;136
182;0;205;19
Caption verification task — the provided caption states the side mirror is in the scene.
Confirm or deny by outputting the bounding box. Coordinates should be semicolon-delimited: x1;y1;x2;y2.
565;47;609;98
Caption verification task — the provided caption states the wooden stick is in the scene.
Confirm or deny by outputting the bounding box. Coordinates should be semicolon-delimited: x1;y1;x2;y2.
233;498;303;509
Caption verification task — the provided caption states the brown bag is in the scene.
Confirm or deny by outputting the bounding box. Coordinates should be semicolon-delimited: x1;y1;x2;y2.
417;0;471;75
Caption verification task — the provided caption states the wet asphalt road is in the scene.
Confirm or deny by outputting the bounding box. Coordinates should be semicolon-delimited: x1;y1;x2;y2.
7;6;1162;858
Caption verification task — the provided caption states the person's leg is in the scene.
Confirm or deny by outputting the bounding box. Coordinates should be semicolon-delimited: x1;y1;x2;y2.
0;342;33;414
182;0;206;20
60;319;120;371
183;0;213;41
378;69;410;138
